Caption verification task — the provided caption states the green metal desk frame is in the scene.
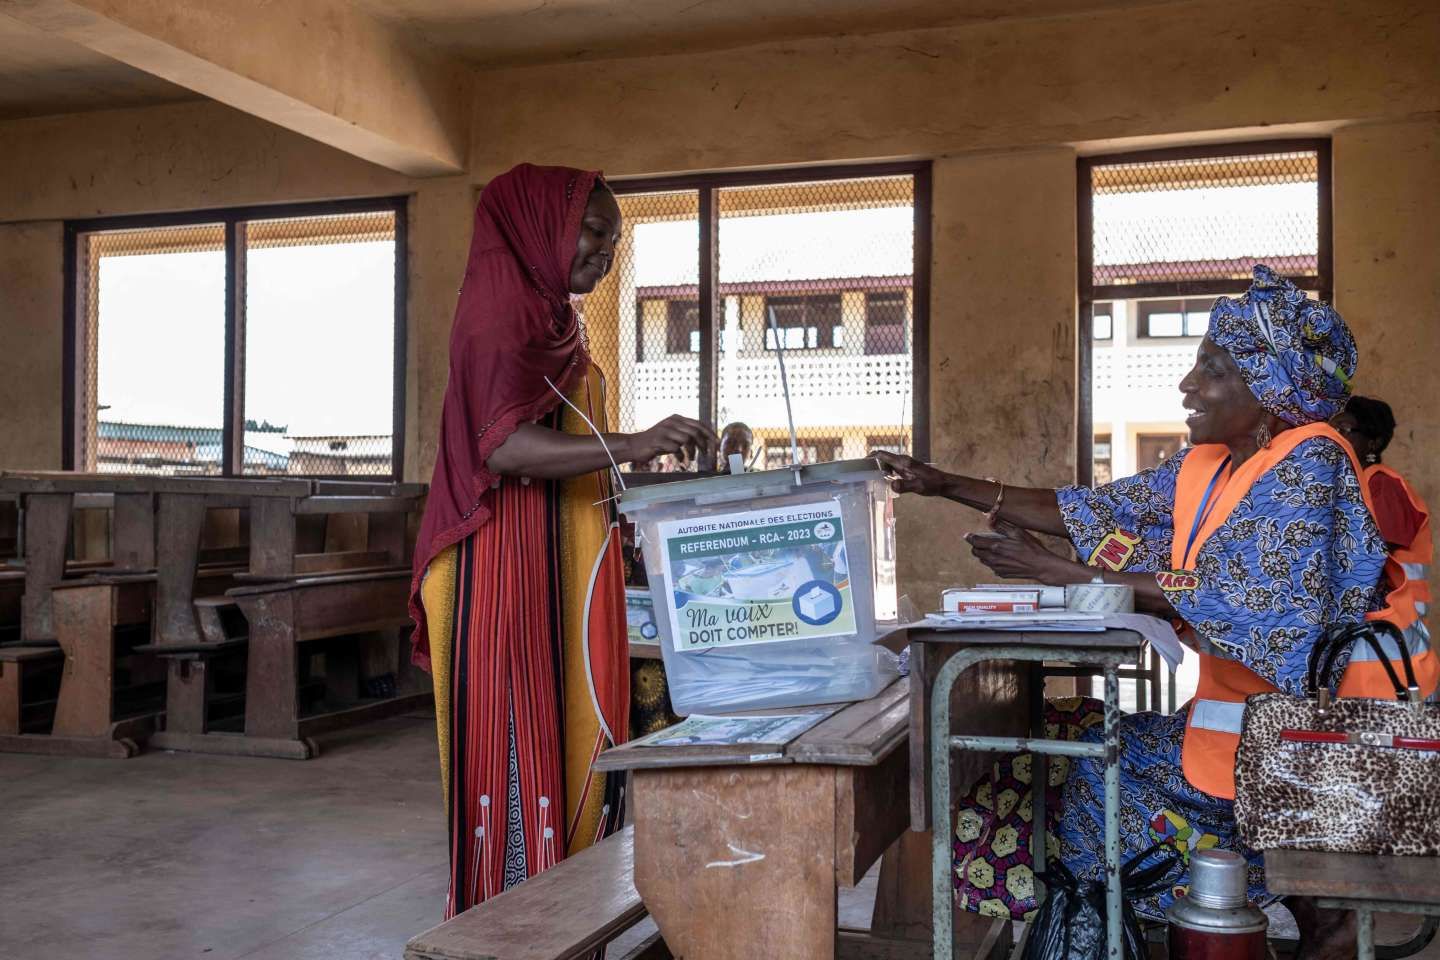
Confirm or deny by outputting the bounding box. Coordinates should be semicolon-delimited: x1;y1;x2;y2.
919;630;1144;960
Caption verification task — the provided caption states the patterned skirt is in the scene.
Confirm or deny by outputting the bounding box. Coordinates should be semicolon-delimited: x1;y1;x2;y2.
953;697;1268;921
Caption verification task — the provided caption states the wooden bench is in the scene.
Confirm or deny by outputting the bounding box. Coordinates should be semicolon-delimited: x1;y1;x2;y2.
405;826;668;960
150;569;430;759
0;567;24;644
153;484;422;647
0;645;64;736
0;573;160;758
1266;849;1440;959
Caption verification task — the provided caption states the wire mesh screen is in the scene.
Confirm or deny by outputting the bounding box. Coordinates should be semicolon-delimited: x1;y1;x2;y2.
581;190;701;466
78;223;227;474
1090;149;1320;287
585;175;916;471
716;176;915;465
242;210;397;476
73;204;400;477
1085;146;1325;710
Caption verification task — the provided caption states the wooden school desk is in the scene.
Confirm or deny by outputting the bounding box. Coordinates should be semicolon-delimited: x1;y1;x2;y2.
593;667;1027;960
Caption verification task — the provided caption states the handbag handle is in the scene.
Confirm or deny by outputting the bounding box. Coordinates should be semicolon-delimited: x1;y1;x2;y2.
1308;621;1418;700
1122;841;1186;899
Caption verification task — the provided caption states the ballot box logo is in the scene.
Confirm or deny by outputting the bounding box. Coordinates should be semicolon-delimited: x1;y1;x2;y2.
657;501;856;651
793;580;842;626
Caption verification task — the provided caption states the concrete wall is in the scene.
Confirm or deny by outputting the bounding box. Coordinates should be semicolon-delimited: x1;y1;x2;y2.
1333;117;1440;516
0;221;64;467
0;0;1437;605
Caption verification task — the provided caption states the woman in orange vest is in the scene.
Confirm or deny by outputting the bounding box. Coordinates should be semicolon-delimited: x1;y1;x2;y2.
1333;396;1432;612
876;266;1434;958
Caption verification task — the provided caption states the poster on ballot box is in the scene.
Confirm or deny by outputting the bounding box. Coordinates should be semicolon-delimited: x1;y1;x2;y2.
657;500;855;653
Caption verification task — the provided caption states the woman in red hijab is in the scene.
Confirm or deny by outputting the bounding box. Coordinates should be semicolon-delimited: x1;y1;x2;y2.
411;163;714;916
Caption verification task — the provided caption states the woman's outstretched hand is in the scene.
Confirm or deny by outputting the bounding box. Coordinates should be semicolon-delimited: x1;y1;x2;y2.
626;415;718;468
872;450;950;497
966;519;1078;582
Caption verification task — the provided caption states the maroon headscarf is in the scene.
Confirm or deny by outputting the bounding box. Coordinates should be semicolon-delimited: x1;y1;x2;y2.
409;163;602;667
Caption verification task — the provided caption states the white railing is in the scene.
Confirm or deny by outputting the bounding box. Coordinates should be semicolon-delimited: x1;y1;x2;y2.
625;353;912;431
1092;344;1194;424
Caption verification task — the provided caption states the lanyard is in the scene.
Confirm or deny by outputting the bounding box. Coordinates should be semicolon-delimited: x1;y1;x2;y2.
1182;457;1231;568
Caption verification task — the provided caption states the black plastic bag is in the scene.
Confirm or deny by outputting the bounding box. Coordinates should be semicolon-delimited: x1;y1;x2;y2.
1021;843;1182;960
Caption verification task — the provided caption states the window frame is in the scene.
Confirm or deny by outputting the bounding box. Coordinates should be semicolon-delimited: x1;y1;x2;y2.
63;196;408;480
1091;301;1115;342
1135;298;1211;339
607;161;932;462
761;293;843;352
1075;139;1331;486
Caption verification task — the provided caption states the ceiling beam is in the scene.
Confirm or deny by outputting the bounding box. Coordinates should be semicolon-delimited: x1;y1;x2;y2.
0;0;469;177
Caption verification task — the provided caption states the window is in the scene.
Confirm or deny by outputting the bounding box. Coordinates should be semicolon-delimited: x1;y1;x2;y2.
1092;302;1114;341
1137;298;1211;339
763;438;842;469
584;164;930;464
867;435;907;456
1093;434;1113;486
67;198;405;477
864;291;907;354
1079;141;1329;487
665;299;700;354
762;294;842;351
1136;433;1187;470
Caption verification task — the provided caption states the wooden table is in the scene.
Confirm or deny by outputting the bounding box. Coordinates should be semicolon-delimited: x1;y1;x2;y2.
1266;850;1440;959
593;669;1025;960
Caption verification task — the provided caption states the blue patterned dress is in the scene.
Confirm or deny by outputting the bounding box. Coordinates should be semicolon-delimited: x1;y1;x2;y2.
954;434;1388;920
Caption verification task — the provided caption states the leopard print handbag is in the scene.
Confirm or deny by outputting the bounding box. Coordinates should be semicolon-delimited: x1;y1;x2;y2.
1233;623;1440;856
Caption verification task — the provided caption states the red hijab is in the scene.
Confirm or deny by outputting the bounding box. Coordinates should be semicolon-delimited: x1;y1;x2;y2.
409;163;602;667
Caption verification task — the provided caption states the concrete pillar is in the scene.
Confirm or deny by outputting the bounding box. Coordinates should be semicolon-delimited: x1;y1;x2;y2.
1334;117;1440;516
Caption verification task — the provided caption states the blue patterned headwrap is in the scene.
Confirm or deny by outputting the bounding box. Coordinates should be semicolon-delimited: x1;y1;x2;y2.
1207;265;1356;425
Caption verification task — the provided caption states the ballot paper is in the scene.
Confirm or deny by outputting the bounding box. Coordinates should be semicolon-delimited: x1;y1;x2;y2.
634;712;825;747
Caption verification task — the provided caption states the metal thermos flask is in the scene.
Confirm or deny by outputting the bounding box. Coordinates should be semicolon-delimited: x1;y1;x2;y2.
1166;848;1268;958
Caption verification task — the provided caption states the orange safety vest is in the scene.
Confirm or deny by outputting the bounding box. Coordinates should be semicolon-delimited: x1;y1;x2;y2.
1170;423;1438;800
1364;462;1432;614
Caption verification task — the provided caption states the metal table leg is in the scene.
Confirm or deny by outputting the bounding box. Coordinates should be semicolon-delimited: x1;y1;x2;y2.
1316;899;1440;960
1103;665;1122;960
929;646;1135;960
1359;907;1376;960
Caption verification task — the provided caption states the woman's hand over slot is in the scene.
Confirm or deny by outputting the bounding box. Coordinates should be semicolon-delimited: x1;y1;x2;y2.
872;451;950;497
624;416;717;467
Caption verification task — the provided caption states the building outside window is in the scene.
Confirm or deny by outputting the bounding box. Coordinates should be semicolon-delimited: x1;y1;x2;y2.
863;291;908;354
1092;302;1114;341
1092;434;1113;485
1137;298;1212;338
762;294;843;351
665;298;700;354
763;438;842;469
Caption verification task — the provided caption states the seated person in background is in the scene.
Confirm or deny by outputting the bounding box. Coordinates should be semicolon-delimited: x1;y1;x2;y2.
875;267;1436;959
1332;395;1432;560
719;421;755;470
